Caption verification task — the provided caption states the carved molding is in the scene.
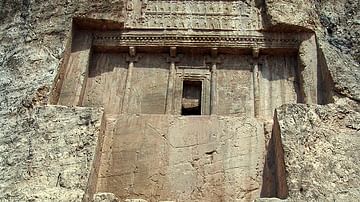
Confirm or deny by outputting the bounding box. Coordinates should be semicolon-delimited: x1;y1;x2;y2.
93;32;300;49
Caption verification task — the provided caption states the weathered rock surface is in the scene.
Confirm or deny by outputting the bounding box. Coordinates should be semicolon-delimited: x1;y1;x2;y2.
264;0;360;101
317;0;360;62
263;0;319;31
93;192;119;202
0;2;121;200
0;1;125;116
254;198;288;202
97;115;265;201
0;106;103;201
275;103;360;201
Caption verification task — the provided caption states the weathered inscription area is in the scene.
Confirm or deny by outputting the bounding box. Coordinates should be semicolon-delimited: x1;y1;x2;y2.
125;0;261;30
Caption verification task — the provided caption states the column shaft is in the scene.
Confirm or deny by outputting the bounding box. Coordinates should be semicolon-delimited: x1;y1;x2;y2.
253;62;260;118
121;60;134;113
210;63;217;115
165;61;176;114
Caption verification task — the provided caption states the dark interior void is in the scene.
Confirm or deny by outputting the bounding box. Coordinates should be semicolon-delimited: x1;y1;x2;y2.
182;80;202;115
182;106;201;115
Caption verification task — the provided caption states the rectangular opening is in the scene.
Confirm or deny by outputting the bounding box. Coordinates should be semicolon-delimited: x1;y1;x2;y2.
181;80;202;115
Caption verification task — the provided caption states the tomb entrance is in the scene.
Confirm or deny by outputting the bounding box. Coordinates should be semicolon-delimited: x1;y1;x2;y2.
181;80;202;115
50;0;325;201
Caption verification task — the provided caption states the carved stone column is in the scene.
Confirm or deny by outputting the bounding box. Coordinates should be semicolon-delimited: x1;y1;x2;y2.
122;47;137;113
252;48;260;118
210;48;220;115
210;63;217;115
165;47;180;114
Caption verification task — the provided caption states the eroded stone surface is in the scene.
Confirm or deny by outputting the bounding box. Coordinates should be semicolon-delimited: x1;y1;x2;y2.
96;115;265;201
263;0;319;31
0;106;103;201
254;198;288;202
264;0;360;101
276;103;360;201
93;192;119;202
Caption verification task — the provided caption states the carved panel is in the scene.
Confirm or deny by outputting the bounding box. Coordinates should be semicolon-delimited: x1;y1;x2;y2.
125;0;260;30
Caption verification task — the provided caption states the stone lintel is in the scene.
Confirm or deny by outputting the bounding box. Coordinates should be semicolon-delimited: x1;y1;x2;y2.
93;31;301;50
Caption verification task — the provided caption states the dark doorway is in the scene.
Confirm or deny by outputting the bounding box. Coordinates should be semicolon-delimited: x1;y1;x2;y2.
181;80;202;115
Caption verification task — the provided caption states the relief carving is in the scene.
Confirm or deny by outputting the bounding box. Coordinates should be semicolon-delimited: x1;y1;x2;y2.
93;32;301;50
125;0;260;30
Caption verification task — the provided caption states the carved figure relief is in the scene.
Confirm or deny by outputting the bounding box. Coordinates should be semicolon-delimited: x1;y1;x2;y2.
125;0;260;30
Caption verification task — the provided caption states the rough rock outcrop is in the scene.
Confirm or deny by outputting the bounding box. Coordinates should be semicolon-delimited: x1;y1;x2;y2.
275;103;360;201
0;2;121;200
93;192;119;202
264;0;360;101
0;106;103;201
263;0;319;31
0;1;125;119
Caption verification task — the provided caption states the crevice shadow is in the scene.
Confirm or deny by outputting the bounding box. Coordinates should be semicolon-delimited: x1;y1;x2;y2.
260;111;289;199
316;41;334;105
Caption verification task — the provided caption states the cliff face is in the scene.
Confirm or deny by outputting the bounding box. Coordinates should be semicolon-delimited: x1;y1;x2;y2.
0;2;123;201
275;103;360;201
263;0;360;101
0;0;359;201
0;106;103;201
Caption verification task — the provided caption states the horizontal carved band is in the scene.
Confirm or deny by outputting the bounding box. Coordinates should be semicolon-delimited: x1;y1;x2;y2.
93;32;301;49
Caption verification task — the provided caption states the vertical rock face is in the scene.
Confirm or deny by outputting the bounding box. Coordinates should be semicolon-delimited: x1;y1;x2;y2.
262;0;319;31
0;1;126;118
0;2;123;201
0;106;103;201
275;103;360;200
264;0;360;101
317;0;360;62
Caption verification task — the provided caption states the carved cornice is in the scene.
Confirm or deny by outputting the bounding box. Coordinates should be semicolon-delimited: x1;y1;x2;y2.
93;32;301;49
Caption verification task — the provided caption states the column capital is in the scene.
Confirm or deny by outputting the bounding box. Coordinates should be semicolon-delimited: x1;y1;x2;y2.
170;46;177;58
252;47;260;58
211;47;218;58
129;46;136;57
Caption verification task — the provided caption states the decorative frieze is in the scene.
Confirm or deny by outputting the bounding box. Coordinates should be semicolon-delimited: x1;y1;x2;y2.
125;0;260;30
93;32;300;49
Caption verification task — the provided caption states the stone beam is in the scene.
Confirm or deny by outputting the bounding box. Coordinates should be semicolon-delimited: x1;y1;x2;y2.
93;32;301;50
